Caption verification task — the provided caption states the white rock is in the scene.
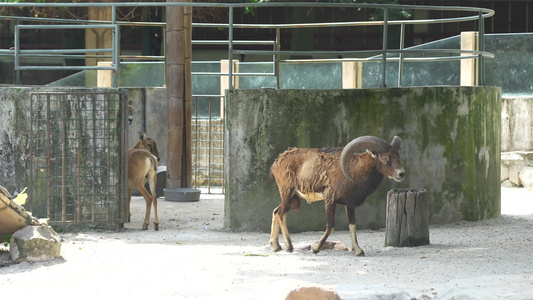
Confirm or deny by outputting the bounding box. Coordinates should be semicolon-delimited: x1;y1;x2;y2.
10;225;61;263
519;166;533;191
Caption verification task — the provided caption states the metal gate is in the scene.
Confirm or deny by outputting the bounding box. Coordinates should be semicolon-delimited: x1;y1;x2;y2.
29;91;127;227
192;95;225;194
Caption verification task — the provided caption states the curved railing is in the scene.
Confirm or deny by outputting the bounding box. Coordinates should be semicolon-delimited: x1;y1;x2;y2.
0;2;494;88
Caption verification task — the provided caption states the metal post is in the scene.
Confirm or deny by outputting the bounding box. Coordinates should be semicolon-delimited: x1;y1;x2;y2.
398;23;405;87
14;21;20;85
478;10;485;86
275;27;280;89
228;6;234;91
111;4;117;88
381;8;388;88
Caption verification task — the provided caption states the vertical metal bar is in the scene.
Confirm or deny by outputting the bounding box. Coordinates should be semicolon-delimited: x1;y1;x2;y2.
208;97;212;194
61;94;67;223
193;96;198;188
398;23;405;87
29;94;34;212
46;94;51;220
478;10;485;86
112;5;118;88
275;27;281;89
221;96;226;194
14;22;20;84
76;96;82;223
381;8;388;88
106;93;112;221
228;6;234;90
121;92;128;222
92;93;97;222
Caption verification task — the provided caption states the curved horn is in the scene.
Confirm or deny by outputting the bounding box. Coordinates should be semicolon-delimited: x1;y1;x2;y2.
391;136;402;150
340;136;392;180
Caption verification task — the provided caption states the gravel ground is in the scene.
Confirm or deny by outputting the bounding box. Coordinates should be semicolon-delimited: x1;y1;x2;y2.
1;187;532;299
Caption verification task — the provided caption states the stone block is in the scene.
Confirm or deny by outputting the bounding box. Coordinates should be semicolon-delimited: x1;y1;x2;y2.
10;225;61;263
519;166;533;191
509;163;522;186
501;163;509;182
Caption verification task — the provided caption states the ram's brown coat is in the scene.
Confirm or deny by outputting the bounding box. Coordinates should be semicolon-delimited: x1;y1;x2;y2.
269;136;404;256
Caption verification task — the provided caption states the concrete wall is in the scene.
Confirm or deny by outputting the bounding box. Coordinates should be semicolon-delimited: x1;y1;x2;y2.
0;87;35;195
500;96;533;187
225;87;502;232
125;87;168;166
0;86;168;199
501;96;533;152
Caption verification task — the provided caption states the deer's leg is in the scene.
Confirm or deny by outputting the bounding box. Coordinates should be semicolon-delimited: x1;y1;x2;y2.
346;206;364;256
148;174;158;230
312;203;336;254
136;181;153;230
126;188;132;222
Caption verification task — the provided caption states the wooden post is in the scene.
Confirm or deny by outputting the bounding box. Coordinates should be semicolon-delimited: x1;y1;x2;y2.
342;61;362;89
97;61;112;87
85;4;112;67
220;59;239;120
385;188;430;247
460;31;478;86
166;0;192;188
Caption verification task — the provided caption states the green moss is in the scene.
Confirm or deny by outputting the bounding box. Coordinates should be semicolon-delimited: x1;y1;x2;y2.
226;87;501;232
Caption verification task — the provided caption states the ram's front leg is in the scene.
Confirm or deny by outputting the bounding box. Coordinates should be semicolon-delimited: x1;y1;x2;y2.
312;203;336;254
346;206;365;256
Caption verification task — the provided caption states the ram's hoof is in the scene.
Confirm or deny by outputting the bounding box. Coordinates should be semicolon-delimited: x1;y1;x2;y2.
270;241;282;252
311;243;322;254
154;223;159;231
142;223;149;230
355;249;365;257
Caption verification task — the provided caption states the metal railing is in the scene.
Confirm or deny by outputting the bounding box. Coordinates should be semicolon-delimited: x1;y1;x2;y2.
1;2;495;194
0;2;494;88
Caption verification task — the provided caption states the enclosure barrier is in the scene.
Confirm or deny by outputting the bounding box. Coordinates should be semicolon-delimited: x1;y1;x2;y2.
0;2;494;88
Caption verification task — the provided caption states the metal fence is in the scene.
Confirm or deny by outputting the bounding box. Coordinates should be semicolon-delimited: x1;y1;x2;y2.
192;95;224;194
2;2;497;198
0;2;495;88
29;91;127;227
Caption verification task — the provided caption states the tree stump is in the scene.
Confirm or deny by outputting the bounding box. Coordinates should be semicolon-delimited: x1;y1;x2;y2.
385;189;430;247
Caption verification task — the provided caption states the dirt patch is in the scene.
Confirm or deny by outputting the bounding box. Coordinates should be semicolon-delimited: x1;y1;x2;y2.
1;189;533;299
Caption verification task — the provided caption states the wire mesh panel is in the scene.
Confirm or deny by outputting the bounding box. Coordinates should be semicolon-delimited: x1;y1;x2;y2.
192;95;225;194
29;91;127;226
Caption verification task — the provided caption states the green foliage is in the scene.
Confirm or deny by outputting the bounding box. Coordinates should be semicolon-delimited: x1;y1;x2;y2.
2;234;12;248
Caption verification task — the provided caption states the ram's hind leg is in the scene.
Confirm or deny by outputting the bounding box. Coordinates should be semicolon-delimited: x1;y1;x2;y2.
270;205;283;252
346;206;365;256
270;190;299;253
312;203;336;254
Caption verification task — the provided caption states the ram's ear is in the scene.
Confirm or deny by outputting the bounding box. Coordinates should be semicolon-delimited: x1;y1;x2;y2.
365;149;377;158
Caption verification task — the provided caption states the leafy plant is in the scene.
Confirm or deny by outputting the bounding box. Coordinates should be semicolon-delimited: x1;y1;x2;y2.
2;234;12;248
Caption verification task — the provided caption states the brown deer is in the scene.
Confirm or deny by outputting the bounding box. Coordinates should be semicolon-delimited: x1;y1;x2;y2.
127;129;161;230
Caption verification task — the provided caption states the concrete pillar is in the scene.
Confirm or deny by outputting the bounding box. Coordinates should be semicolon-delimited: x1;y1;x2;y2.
461;31;478;86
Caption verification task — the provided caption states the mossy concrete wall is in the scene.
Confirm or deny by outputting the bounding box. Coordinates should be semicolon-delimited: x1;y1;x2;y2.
225;87;502;232
0;86;162;196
